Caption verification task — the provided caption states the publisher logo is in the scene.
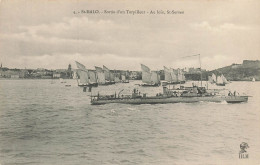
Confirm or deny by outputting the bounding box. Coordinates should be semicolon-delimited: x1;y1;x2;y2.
239;142;249;159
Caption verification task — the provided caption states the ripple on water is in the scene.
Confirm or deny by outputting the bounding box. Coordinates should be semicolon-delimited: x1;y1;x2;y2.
0;80;259;165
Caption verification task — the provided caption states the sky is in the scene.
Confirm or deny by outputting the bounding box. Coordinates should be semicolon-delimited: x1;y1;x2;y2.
0;0;259;71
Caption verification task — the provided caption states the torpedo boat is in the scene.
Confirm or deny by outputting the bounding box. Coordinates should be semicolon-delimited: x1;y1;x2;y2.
90;86;249;105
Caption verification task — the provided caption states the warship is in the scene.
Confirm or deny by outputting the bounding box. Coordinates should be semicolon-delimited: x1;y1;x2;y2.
90;85;249;105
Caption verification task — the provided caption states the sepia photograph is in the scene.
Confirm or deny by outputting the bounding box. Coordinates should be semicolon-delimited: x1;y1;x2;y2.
0;0;259;164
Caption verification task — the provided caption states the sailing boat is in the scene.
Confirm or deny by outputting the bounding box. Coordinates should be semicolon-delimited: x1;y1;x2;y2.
140;64;160;86
75;61;98;87
103;65;115;85
208;73;216;84
95;66;106;85
76;69;89;86
164;66;172;83
177;69;186;84
164;66;185;85
151;71;160;85
252;77;255;82
216;74;229;86
208;73;215;84
212;73;217;82
88;70;98;87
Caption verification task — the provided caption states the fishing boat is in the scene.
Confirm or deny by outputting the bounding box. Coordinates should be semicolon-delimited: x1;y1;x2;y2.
103;65;116;85
75;61;98;87
95;66;106;85
140;64;160;86
90;86;249;105
208;73;216;84
76;69;89;87
88;70;98;87
164;66;185;85
216;74;229;86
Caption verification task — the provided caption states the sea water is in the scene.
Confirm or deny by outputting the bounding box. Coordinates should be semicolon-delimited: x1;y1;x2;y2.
0;79;259;165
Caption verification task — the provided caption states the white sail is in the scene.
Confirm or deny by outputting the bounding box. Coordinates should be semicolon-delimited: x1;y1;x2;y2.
212;73;217;82
164;66;172;82
95;66;103;72
177;69;185;82
103;65;110;81
79;69;89;84
142;71;152;84
75;61;86;70
89;70;97;83
252;77;255;82
95;66;105;84
151;71;160;84
96;72;105;84
170;68;178;82
222;75;229;84
216;75;223;84
141;64;150;72
141;64;152;84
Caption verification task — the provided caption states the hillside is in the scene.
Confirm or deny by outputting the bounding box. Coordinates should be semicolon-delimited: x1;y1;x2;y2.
208;60;260;81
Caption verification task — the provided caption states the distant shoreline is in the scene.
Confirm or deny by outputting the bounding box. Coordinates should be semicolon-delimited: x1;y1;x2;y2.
0;78;257;82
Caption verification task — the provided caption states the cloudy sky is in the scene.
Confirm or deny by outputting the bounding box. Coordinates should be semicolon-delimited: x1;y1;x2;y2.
0;0;259;70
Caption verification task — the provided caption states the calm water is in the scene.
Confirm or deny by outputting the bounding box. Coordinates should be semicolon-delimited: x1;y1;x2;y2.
0;79;259;165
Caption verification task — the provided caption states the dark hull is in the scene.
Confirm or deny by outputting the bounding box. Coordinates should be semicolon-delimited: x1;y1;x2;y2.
78;83;98;87
91;96;248;105
166;81;186;85
216;83;225;86
98;81;116;86
121;81;129;83
139;83;160;87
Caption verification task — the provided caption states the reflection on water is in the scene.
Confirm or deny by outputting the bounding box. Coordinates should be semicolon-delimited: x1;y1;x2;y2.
0;79;259;165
